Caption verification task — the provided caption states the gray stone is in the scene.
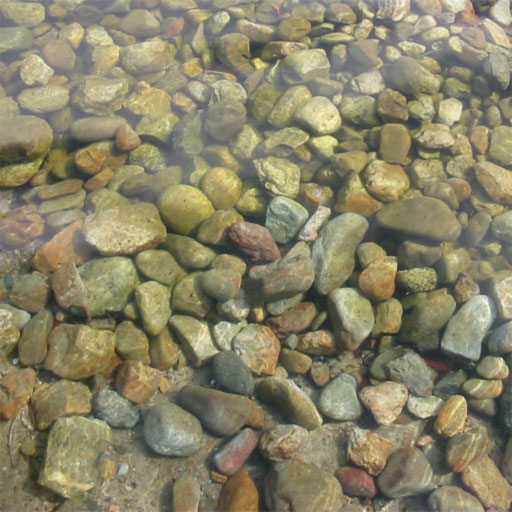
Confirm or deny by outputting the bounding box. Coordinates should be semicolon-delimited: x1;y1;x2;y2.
428;486;484;512
312;213;369;295
18;86;69;114
385;351;437;397
18;309;53;367
441;295;496;361
265;196;309;244
318;374;362;421
377;447;434;498
212;350;254;396
39;417;111;499
120;39;174;74
407;395;444;419
294;96;342;135
327;288;374;352
134;250;185;287
92;388;140;428
488;320;512;354
119;9;160;38
280;49;330;84
340;95;379;127
72;76;128;115
382;57;440;96
217;290;251;322
0;26;33;53
169;315;218;367
489;126;512;166
376;197;461;242
70;116;126;143
143;403;202;456
492;210;512;243
205;100;246;142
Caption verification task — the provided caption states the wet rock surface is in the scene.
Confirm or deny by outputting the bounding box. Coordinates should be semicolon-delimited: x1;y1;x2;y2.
2;0;512;510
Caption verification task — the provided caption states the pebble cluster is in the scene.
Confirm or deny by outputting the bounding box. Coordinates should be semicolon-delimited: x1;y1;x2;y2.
2;0;512;510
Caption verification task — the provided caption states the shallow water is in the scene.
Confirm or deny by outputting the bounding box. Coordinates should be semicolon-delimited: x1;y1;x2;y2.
2;0;512;510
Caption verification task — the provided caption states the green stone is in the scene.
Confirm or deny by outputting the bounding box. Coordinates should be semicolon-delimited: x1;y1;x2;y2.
171;273;213;318
135;281;172;336
196;209;244;246
115;321;150;363
135;249;185;287
163;234;217;269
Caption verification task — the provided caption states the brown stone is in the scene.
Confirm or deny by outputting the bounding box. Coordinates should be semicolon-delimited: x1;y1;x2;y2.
161;17;185;39
172;474;201;512
279;349;312;374
334;174;381;217
217;469;259;512
461;455;512;510
461;26;487;49
232;324;281;376
297;330;337;355
74;145;107;175
470;125;489;154
229;221;280;262
348;426;394;475
363;161;410;203
115;360;160;404
33;220;94;274
358;256;397;301
115;124;141;152
266;302;317;338
0;205;45;248
50;261;85;309
336;466;377;498
434;395;467;438
18;308;53;367
31;380;92;430
36;179;84;201
84;168;114;192
474;160;512;204
258;424;308;461
0;368;36;420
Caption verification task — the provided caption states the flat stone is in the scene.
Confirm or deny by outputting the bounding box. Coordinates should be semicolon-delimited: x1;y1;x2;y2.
318;374;362;421
31;380;91;430
0;204;44;248
143;402;202;456
38;417;112;499
200;167;242;210
376;197;461;242
92;388;140;428
43;324;115;380
258;377;323;430
178;385;261;436
232;324;280;375
266;302;317;338
18;86;69;114
407;395;444;419
172;273;213;318
200;268;241;302
379;124;411;164
18;309;53;367
445;426;488;473
83;203;166;256
229;221;280;262
489;125;512;167
490;273;512;320
172;474;201;512
212;351;254;396
265;196;309;244
461;455;512;510
441;295;496;361
381;57;440;96
434;395;467;438
70;116;127;143
217;469;259;512
377;447;434;498
385;351;437;397
312;212;369;295
120;39;174;74
488;320;512;354
462;378;503;399
169;315;218;367
164;234;217;269
265;458;343;512
135;281;171;337
294;96;342;135
474;161;512;204
134;249;185;287
327;288;374;351
0;368;36;420
280;49;330;84
0;26;33;53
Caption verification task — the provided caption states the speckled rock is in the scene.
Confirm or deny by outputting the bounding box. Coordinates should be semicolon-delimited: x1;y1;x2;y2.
254;157;301;198
92;388;140;429
434;395;467;438
135;281;172;337
359;381;408;425
318;374;362;421
212;351;255;396
0;368;36;420
265;196;309;244
427;486;484;512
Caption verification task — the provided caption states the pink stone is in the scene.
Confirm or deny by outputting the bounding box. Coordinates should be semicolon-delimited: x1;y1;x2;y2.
336;466;377;498
213;428;259;476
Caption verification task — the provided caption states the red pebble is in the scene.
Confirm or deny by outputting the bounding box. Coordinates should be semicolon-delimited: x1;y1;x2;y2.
229;221;280;262
336;466;377;498
213;428;259;476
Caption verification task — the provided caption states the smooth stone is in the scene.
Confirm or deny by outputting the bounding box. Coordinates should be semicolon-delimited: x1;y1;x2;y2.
376;197;461;242
462;378;503;399
200;167;242;210
69;257;140;318
318;374;362;421
428;486;484;512
407;395;444;419
258;377;323;430
216;469;259;512
489;273;512;320
205;100;247;142
327;288;374;352
461;455;512;510
445;426;489;473
488;320;512;354
134;250;185;287
38;417;111;499
200;269;241;301
173;474;201;512
265;196;309;244
172;273;213;318
358;256;397;301
476;355;509;379
340;95;379;127
169;315;218;367
43;324;115;380
120;39;174;74
232;324;280;376
381;57;440;96
82;203;166;256
197;209;244;247
119;9;161;38
359;381;408;425
158;184;215;235
489;125;512;167
0;26;33;53
377;447;434;498
336;466;377;499
229;221;280;262
294;96;342;135
266;302;317;338
491;210;512;243
135;281;172;337
217;290;251;322
213;428;259;476
379;124;412;164
434;395;467;438
212;351;254;396
92;388;140;428
474;161;512;204
70;116;126;143
18;309;53;367
280;49;330;84
164;234;217;269
178;385;261;436
312;212;369;295
143;403;202;456
396;268;437;293
18;86;69;114
441;295;496;361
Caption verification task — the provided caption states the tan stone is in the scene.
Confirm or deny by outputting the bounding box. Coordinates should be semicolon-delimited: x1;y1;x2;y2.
297;330;337;355
0;368;36;420
434;395;467;438
359;381;408;425
461;455;512;510
33;220;94;274
217;469;259;512
348;427;394;476
358;256;397;301
470;125;489;154
474;160;512;205
84;167;114;192
74;145;107;175
123;86;171;115
115;360;160;404
363;160;410;202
